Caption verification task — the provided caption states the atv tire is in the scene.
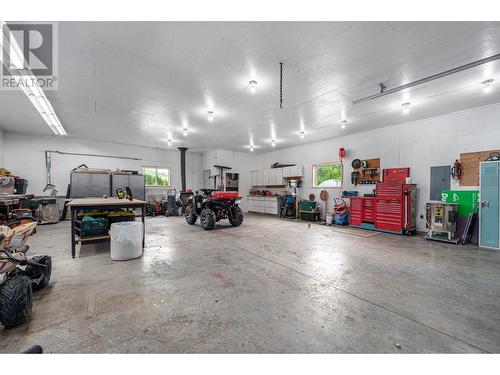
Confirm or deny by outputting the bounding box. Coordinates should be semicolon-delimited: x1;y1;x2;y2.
229;207;244;227
185;205;198;225
200;208;216;230
0;275;33;328
25;255;52;291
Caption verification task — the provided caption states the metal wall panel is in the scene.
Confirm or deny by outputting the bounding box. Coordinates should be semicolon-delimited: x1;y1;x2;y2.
430;165;450;201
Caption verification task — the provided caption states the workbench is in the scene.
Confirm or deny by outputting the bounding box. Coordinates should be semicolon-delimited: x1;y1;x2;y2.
66;198;146;258
0;194;32;222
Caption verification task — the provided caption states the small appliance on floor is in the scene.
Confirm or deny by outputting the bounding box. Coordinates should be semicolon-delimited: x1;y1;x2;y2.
425;201;459;244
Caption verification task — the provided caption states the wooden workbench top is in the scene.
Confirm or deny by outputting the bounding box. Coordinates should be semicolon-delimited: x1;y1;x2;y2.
0;198;20;205
66;198;146;207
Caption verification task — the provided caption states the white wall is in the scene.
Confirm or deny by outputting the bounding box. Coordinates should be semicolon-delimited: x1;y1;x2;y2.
254;103;500;230
2;131;202;196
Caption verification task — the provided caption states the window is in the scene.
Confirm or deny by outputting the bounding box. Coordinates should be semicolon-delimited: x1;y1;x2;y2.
143;167;171;187
312;162;343;188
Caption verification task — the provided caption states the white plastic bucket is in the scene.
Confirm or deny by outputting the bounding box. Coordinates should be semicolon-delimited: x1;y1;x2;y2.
109;221;143;261
326;213;333;225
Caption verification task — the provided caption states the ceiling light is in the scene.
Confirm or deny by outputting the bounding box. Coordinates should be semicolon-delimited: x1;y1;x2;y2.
250;145;254;152
340;120;347;129
183;127;188;136
249;80;258;93
1;22;66;136
168;139;172;146
271;139;276;147
299;131;305;139
207;111;214;122
482;79;494;93
402;102;410;114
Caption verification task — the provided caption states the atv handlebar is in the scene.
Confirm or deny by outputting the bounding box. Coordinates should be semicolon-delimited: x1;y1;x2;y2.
20;345;43;354
0;250;48;268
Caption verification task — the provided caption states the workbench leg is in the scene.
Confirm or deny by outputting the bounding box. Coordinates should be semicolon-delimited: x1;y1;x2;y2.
71;209;76;258
141;207;145;249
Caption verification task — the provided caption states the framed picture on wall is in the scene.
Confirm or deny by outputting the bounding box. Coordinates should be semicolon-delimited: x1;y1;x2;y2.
312;162;343;188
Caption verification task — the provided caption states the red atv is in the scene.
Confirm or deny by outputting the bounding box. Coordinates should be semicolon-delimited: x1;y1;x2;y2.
185;189;244;230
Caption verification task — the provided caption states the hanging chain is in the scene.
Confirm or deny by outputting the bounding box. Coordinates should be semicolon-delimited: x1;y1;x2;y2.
279;62;283;109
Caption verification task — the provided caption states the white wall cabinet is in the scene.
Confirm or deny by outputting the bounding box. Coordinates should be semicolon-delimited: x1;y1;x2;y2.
250;165;302;187
274;168;283;184
251;170;258;186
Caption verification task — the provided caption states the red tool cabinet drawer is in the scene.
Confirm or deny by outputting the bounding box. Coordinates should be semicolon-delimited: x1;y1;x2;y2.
376;182;403;198
349;197;363;226
362;198;375;223
375;198;403;232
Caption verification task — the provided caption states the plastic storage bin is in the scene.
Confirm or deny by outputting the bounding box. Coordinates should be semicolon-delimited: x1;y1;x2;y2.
80;216;107;237
109;221;143;261
14;179;28;194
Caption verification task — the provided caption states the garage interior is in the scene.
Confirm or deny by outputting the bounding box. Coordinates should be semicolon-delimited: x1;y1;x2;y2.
1;21;500;354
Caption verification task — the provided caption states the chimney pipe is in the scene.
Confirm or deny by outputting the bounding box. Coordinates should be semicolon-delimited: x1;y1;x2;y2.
178;147;188;191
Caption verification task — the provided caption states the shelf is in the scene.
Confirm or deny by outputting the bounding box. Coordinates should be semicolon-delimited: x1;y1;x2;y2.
75;234;110;243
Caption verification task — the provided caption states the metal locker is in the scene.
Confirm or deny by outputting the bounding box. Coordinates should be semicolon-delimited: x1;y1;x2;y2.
111;174;145;200
70;172;111;198
480;161;500;249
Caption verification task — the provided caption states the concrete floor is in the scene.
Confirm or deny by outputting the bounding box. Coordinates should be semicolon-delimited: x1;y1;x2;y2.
1;214;499;353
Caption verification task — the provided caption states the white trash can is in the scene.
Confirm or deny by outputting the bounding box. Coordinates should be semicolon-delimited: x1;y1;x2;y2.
109;221;143;261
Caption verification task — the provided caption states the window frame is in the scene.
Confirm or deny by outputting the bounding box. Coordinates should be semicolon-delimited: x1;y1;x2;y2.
312;161;343;188
142;166;171;188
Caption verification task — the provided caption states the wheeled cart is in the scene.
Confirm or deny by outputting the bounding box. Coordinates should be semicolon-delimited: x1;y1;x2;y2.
350;182;417;235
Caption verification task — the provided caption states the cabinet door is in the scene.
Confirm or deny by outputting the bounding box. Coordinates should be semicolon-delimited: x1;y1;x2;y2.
480;162;500;249
263;169;270;185
250;171;257;186
282;166;291;178
257;170;263;186
297;165;304;177
275;168;283;185
289;165;302;177
91;174;111;197
269;169;276;185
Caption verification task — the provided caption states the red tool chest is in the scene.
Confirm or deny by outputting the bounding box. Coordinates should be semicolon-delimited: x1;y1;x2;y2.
349;197;375;226
383;168;410;183
349;182;417;235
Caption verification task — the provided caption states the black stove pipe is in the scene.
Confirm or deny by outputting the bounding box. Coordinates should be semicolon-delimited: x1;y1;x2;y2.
178;147;188;191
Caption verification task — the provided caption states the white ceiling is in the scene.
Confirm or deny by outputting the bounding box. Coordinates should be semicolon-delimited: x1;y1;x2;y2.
1;21;500;153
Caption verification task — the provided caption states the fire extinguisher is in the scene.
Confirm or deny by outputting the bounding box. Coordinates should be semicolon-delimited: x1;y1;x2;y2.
450;159;462;180
339;148;345;165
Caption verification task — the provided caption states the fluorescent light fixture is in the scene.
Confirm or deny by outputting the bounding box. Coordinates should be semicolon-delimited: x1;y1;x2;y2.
249;80;257;93
402;102;410;114
340;120;347;129
0;22;66;136
207;111;214;122
482;79;494;93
